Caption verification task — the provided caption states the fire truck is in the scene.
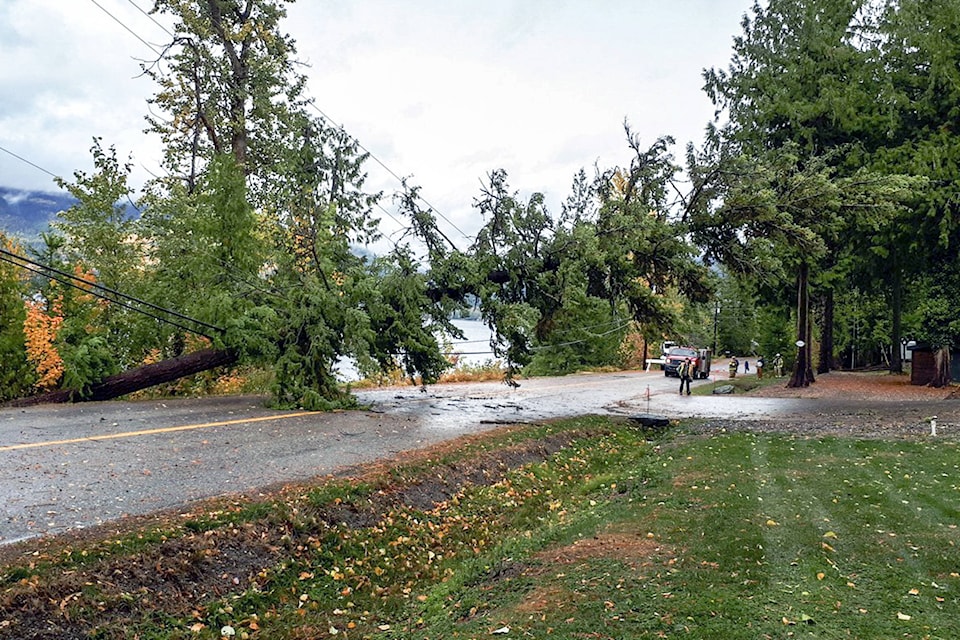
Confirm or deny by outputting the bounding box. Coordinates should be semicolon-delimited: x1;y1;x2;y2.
663;346;712;379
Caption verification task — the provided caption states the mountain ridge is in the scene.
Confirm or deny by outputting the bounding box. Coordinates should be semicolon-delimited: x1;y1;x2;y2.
0;186;77;242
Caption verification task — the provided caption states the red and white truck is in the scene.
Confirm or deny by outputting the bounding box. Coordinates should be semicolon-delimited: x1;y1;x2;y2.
663;346;712;379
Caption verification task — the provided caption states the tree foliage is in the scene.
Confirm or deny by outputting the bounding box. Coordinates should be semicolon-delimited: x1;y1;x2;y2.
699;0;938;383
8;0;960;405
0;235;34;399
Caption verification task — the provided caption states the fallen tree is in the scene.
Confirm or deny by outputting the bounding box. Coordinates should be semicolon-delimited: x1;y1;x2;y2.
4;348;238;407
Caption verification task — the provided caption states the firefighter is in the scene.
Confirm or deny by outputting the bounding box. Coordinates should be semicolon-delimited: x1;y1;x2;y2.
772;353;784;377
678;358;693;395
728;356;739;378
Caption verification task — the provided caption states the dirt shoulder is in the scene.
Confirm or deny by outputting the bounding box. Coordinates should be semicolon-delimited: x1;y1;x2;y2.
684;369;960;440
748;369;955;402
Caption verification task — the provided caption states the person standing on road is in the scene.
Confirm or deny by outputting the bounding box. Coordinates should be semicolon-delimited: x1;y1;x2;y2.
679;358;693;395
728;356;739;378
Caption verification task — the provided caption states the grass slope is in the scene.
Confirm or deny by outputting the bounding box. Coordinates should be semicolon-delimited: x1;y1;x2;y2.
1;417;958;639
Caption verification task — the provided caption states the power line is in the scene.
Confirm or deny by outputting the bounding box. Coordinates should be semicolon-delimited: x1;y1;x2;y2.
87;0;164;57
125;0;175;38
0;247;223;337
306;102;472;243
0;140;398;307
7;7;463;269
528;320;633;351
93;0;471;245
0;144;60;180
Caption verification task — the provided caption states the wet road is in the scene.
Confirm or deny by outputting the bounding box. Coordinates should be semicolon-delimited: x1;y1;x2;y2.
0;365;945;545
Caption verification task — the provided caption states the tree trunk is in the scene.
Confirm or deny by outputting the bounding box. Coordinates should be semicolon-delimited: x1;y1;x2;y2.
817;289;834;375
890;261;903;374
788;261;815;388
931;346;951;388
806;295;816;383
4;348;238;407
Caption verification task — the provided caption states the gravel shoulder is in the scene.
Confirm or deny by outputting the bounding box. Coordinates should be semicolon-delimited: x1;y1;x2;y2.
691;370;960;439
748;369;955;402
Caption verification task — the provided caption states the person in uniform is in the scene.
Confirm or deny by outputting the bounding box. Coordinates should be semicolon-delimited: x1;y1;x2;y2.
679;358;693;395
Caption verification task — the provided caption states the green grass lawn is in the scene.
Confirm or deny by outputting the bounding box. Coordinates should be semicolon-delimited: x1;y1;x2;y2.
424;427;960;640
2;418;958;639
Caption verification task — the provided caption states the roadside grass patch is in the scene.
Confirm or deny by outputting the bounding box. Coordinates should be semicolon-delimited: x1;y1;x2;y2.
1;418;959;639
694;373;785;395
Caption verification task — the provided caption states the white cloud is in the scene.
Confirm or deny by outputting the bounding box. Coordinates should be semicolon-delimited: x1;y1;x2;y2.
0;0;753;244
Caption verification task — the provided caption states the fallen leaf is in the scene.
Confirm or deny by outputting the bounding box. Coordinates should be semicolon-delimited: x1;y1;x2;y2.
817;572;825;580
897;612;912;621
823;531;837;539
492;626;511;634
766;519;779;527
908;588;920;596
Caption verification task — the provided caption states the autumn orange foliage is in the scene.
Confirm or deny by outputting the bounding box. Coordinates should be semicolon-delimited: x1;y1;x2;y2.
23;298;64;390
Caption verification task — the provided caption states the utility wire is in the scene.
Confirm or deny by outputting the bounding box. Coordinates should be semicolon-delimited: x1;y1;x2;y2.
306;102;472;243
0;144;59;180
90;2;461;249
0;142;396;318
125;0;175;37
528;320;632;351
87;0;164;56
0;252;218;339
0;247;223;336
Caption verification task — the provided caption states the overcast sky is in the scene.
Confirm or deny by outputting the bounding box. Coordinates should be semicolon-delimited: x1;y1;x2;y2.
0;0;754;246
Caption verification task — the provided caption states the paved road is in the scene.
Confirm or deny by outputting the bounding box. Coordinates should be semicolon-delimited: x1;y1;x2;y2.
0;365;952;545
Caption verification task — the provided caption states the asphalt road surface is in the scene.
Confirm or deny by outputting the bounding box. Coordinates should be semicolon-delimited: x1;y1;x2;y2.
0;365;948;545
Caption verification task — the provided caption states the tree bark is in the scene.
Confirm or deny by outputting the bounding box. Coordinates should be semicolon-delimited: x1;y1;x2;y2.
890;260;903;374
806;295;816;383
817;288;834;375
931;346;951;388
4;348;238;407
788;261;815;387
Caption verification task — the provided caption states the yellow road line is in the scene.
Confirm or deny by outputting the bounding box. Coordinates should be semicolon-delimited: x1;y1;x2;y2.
0;412;314;452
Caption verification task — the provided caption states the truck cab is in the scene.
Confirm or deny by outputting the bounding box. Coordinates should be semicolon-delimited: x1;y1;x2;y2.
664;346;712;379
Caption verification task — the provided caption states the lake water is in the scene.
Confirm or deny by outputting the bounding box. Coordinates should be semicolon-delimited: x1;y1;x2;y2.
442;317;498;365
336;317;498;381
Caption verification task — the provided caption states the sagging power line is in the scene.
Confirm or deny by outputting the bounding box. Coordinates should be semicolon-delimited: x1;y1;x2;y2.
95;0;472;246
0;247;223;339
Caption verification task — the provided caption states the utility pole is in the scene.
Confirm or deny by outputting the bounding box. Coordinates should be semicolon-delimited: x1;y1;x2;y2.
712;299;720;354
